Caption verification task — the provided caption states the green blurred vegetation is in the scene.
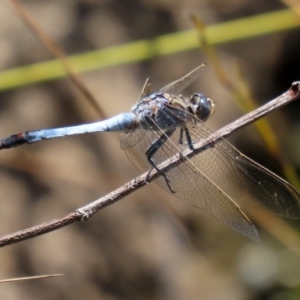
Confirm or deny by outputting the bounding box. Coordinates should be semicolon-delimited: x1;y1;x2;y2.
0;8;299;91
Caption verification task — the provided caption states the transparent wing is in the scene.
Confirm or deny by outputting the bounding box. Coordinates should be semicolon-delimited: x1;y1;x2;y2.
132;78;153;107
121;125;259;241
139;78;152;100
186;123;300;219
120;127;146;150
121;105;300;240
160;64;206;95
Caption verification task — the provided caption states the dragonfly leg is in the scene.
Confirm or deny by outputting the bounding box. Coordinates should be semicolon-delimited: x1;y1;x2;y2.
179;127;194;150
161;103;194;150
145;128;176;193
184;127;194;150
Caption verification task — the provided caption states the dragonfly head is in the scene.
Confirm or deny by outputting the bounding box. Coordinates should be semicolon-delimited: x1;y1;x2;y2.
187;93;215;121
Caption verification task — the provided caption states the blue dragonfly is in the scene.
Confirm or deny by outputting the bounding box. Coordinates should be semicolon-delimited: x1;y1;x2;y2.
0;64;299;241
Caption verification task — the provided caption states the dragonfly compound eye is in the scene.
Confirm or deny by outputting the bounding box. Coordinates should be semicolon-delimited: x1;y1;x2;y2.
188;93;215;121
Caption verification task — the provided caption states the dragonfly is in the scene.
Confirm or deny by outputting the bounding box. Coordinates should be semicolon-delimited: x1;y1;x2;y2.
0;64;300;241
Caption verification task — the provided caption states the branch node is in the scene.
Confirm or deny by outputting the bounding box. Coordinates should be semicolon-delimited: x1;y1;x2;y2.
76;208;92;221
292;81;300;93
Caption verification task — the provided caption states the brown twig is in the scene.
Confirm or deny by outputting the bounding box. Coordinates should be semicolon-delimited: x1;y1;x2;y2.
0;274;64;283
0;82;299;247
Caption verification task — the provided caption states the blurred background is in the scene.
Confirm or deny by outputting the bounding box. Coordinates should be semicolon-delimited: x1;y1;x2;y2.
0;0;300;299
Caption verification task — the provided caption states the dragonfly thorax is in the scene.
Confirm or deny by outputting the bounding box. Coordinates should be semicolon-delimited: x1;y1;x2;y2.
187;93;215;122
132;92;190;131
133;92;178;121
132;93;169;116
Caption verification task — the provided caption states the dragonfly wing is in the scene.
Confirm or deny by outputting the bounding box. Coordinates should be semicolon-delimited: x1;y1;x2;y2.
120;128;146;150
123;124;260;241
140;78;153;98
180;120;300;219
160;64;206;95
134;78;153;106
157;153;260;241
223;147;300;218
